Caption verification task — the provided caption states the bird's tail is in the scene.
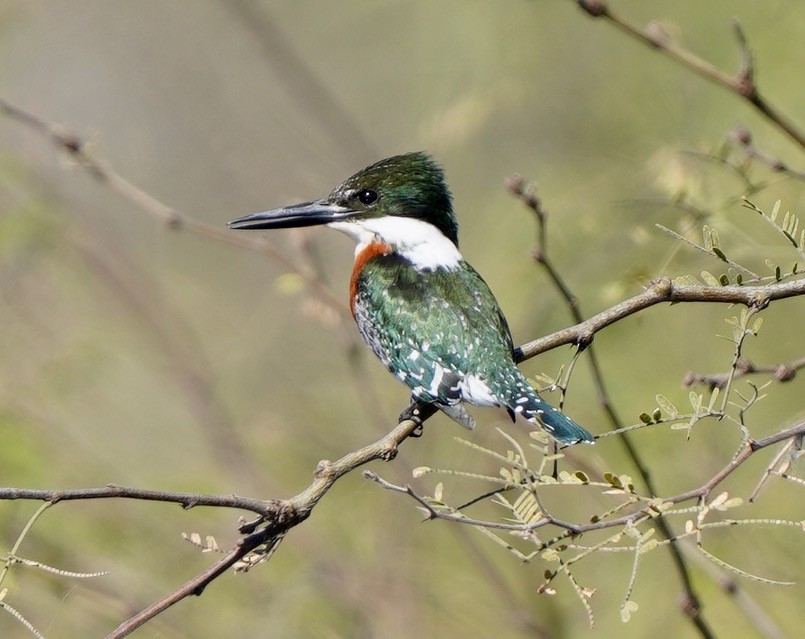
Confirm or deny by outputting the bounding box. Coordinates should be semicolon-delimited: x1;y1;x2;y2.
506;378;594;446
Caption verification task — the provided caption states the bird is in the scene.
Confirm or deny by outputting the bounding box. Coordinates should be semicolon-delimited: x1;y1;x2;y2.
228;152;594;445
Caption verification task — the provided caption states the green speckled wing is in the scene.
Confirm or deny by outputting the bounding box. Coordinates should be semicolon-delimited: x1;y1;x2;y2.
353;255;514;404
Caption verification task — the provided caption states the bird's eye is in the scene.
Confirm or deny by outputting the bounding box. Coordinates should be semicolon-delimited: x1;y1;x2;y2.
357;189;378;205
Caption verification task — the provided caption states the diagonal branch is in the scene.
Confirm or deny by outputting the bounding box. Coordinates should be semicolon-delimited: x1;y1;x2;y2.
517;276;805;360
573;2;805;150
0;97;348;318
103;413;425;639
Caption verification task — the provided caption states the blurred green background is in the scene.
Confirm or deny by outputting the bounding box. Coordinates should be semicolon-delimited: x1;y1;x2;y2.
1;1;803;638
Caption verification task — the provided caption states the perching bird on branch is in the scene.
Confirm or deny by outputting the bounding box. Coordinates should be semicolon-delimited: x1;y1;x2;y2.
229;152;593;445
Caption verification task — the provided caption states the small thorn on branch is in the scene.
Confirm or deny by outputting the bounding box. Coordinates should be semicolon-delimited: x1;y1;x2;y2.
164;211;184;231
505;174;543;217
773;364;796;382
729;125;804;179
576;0;608;19
645;21;671;48
313;460;334;479
732;20;756;98
684;356;803;390
54;130;84;154
679;591;703;620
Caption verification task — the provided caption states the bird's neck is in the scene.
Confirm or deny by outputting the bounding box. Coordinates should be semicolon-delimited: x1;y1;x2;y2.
349;241;393;319
329;215;462;271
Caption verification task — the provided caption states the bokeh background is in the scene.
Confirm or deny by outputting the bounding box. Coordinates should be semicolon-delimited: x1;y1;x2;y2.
1;1;803;638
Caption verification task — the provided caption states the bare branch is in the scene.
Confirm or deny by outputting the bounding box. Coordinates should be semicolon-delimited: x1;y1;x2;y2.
0;96;348;319
106;541;261;639
517;277;805;361
0;486;272;516
104;413;425;638
684;356;804;391
375;421;805;536
573;2;805;150
2;83;803;638
730;126;805;181
509;183;723;637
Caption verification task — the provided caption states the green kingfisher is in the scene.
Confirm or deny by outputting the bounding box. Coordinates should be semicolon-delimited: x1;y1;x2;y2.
228;153;593;445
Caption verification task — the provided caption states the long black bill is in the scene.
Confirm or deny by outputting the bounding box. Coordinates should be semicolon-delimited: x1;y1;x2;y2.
227;199;356;230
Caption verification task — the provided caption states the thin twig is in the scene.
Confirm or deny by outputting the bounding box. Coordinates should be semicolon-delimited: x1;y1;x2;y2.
684;356;804;391
508;179;717;635
224;0;378;165
573;2;805;150
104;413;425;638
0;96;348;318
681;543;788;639
729;126;805;181
370;421;805;536
0;486;272;515
517;276;805;361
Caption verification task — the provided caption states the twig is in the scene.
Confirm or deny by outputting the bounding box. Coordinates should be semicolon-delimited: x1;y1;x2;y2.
370;421;805;536
517;276;805;361
508;179;717;636
729;126;805;181
224;0;378;165
0;486;272;515
106;535;277;639
104;414;425;638
0;96;348;318
1;408;427;639
3;93;803;637
574;2;805;150
748;437;802;504
681;543;788;639
684;356;804;391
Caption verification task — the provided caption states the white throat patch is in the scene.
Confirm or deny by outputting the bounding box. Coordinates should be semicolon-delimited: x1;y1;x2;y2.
328;216;462;270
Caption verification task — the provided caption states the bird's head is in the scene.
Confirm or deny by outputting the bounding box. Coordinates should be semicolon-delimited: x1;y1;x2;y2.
228;152;459;247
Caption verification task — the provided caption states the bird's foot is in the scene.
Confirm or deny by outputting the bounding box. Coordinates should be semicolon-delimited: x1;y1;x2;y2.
398;400;437;437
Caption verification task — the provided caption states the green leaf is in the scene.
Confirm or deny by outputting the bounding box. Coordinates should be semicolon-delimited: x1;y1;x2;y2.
541;548;560;562
712;247;728;262
574;471;590;484
620;600;639;622
655;394;678;419
703;225;714;251
559;470;584;484
689;391;703;414
701;270;720;286
707;387;720;412
673;274;702;286
640;539;660;554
